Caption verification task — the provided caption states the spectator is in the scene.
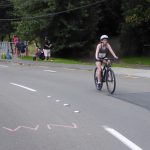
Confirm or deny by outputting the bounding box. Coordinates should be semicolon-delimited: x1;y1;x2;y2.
24;41;29;56
13;35;19;56
33;41;45;61
16;39;26;57
43;37;52;60
33;42;40;61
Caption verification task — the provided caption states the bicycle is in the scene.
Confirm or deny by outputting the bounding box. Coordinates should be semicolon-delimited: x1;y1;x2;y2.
94;58;116;94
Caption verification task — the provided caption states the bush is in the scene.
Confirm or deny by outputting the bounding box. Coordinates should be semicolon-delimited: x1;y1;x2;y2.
120;0;150;56
1;53;6;59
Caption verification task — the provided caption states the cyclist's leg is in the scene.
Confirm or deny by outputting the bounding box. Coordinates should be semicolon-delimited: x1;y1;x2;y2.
96;61;102;83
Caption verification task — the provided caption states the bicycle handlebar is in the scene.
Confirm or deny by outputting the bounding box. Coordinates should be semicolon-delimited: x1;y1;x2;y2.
97;58;118;62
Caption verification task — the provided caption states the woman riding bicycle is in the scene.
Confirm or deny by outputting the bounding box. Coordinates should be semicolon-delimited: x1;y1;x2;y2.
95;35;118;89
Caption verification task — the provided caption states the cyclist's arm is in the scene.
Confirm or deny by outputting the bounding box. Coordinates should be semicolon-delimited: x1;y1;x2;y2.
107;44;118;59
95;44;101;60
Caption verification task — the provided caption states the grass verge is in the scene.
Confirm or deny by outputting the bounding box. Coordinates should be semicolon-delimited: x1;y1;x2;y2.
121;57;150;66
21;56;92;65
21;56;150;67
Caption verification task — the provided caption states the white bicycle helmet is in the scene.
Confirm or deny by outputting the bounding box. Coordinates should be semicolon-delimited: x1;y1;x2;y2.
100;35;109;40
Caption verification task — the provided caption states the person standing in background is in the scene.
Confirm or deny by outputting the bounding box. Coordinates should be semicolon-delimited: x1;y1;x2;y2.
13;35;19;56
43;37;52;61
24;41;29;56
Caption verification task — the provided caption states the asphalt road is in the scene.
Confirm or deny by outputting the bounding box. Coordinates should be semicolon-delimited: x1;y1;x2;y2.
0;61;150;150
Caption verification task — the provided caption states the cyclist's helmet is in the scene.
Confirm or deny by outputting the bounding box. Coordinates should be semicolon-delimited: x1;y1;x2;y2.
100;35;109;41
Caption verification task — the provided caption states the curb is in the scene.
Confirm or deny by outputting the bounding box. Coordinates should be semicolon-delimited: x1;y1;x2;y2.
1;58;150;78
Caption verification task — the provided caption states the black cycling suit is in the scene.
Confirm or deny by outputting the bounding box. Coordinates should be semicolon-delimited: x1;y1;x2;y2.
96;45;109;62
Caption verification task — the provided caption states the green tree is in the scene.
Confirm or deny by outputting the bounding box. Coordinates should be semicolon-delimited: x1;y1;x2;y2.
11;0;53;40
0;0;14;40
11;0;100;57
120;0;150;56
98;0;122;36
49;0;100;57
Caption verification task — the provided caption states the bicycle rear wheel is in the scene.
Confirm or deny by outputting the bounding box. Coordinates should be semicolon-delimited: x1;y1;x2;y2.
94;67;103;91
106;69;116;94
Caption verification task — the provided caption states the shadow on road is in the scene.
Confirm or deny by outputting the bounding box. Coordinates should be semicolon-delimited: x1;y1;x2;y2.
112;92;150;111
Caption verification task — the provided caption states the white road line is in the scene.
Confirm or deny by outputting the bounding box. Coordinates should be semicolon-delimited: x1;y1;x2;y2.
47;96;52;98
10;83;37;92
44;70;56;73
0;65;8;68
103;126;143;150
74;110;80;113
56;99;61;103
47;123;77;130
64;104;70;107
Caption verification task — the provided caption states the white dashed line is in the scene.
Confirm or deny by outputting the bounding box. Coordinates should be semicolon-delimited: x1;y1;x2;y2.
47;96;52;98
44;70;57;73
74;110;80;113
103;126;143;150
64;104;70;107
10;83;37;92
0;65;8;68
56;99;61;103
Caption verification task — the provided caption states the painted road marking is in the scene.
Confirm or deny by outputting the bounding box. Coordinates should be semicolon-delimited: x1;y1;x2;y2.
2;123;77;132
74;110;80;113
47;123;77;130
47;96;52;98
56;99;61;103
0;65;8;68
103;126;143;150
44;70;56;73
64;104;70;107
125;75;139;79
3;125;39;132
10;83;37;92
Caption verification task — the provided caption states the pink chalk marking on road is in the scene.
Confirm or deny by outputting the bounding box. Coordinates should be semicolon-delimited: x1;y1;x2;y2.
47;123;77;130
3;125;39;132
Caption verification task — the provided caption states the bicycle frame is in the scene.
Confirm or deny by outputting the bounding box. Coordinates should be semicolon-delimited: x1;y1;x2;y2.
94;58;117;94
101;61;112;82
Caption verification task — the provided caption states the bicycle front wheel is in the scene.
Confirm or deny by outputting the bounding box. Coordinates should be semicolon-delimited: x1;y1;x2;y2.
106;69;116;94
94;67;103;91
